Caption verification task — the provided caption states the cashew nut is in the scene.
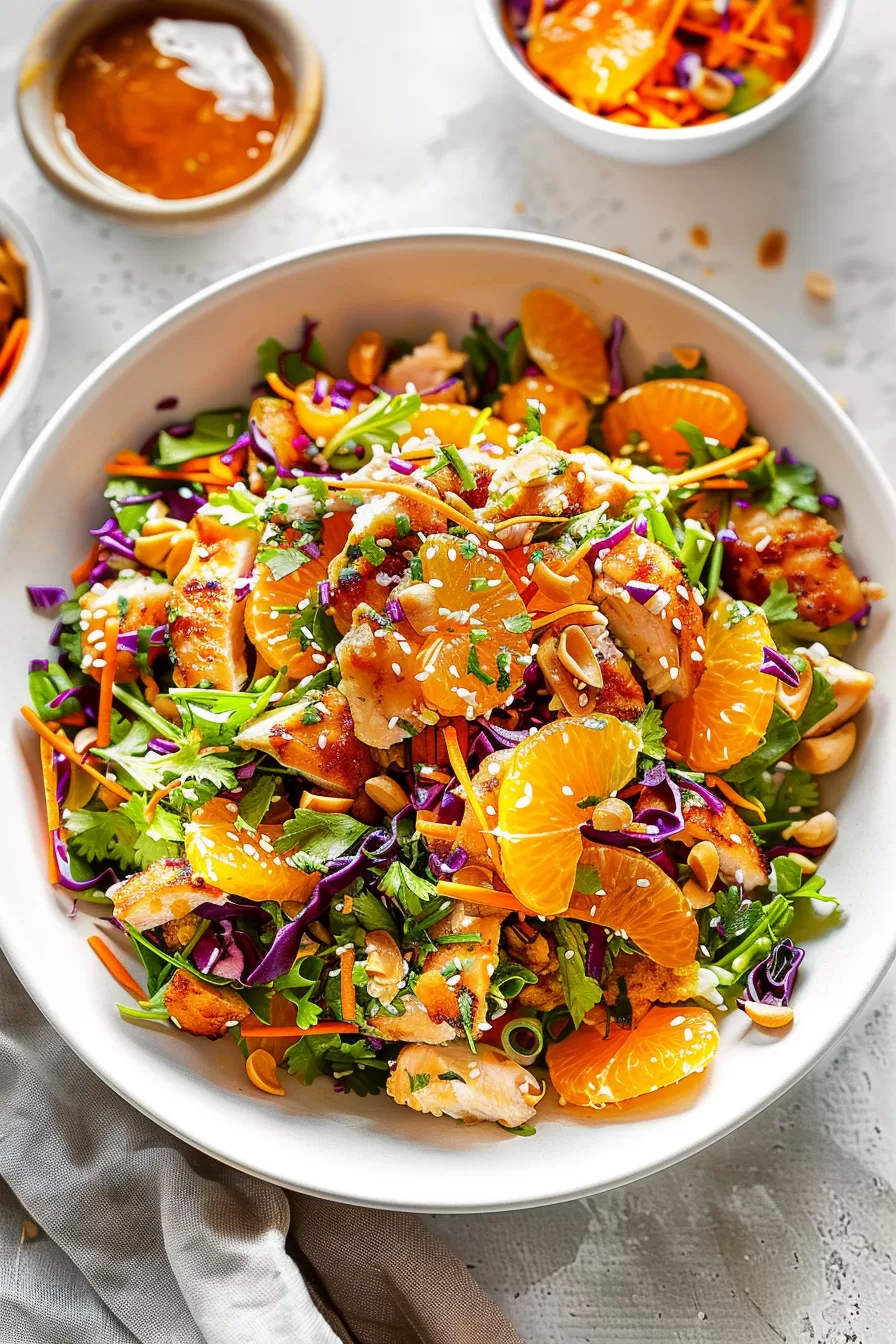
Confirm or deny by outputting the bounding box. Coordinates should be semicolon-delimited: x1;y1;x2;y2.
364;929;405;1004
793;722;856;774
687;840;719;891
781;810;837;847
365;774;411;816
532;561;591;606
692;68;736;112
682;877;716;910
591;797;633;832
557;624;604;688
776;661;814;720
800;654;874;738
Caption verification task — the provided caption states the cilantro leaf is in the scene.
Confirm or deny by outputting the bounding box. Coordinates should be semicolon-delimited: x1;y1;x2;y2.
66;807;141;870
95;728;237;794
379;860;437;917
744;452;821;516
635;701;667;761
155;409;248;468
359;536;386;566
406;1071;430;1093
202;483;265;530
713;886;763;941
276;810;369;862
438;1070;467;1083
258;546;311;580
553;918;602;1028
169;673;283;745
769;767;818;822
761;579;799;624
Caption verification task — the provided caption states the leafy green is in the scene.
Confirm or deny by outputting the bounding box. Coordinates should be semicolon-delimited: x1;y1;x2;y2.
238;773;278;828
155;408;247;468
488;959;538;1007
359;535;386;567
169;672;283;744
726;65;773;116
797;670;837;734
67;797;183;871
635;701;667;761
325;391;421;458
573;862;604;895
406;1071;430;1094
343;889;400;942
769;618;855;658
202;482;265;530
462;319;526;406
553;918;602;1028
713;886;763;942
722;672;834;784
273;954;324;1030
769;856;803;895
743;452;820;516
95;726;237;795
643;352;708;381
761;579;799;624
256;332;325;387
276;810;369;862
379;860;437;917
502;612;532;635
257;545;312;581
283;1034;389;1095
673;418;729;466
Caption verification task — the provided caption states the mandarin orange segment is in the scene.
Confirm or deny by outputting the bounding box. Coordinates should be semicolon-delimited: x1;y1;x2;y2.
602;378;748;468
497;716;640;915
406;534;532;718
547;1006;719;1108
184;798;318;905
663;601;778;772
575;841;698;968
399;403;513;452
246;513;352;678
497;376;592;452
520;289;611;404
526;0;680;114
246;1048;286;1096
292;377;371;442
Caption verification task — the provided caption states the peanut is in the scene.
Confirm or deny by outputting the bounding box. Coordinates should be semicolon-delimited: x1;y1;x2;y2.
165;531;195;580
557;624;604;688
364;775;411;816
741;1000;794;1029
682;878;716;910
687;840;719;891
793;722;856;774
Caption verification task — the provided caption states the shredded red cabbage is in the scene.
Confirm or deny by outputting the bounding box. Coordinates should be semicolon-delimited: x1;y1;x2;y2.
236;761;257;781
292;432;312;453
219;431;251;467
117;625;167;654
90;518;136;561
27;585;68;610
330;378;356;411
716;526;738;544
411;780;445;811
388;458;417;476
148;737;179;755
606;317;626;398
591;519;634;561
249;418;296;480
672;772;725;814
318;579;332;606
155;395;179;411
244;851;368;985
51;831;119;892
626;580;660;605
849;603;871;628
741;937;804;1007
674;50;702;87
586;924;608;980
759;646;800;687
438;846;469;876
311;374;329;405
818;493;840;509
385;597;406;623
54;750;71;809
47;684;97;712
303;540;322;561
437;789;465;826
28;658;49;673
234;577;251;603
419;376;461;398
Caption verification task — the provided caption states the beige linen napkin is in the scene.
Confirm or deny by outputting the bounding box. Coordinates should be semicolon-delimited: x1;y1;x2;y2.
0;953;522;1344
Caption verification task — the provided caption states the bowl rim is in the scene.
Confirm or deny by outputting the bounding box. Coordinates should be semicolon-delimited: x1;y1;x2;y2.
16;0;324;225
473;0;852;148
2;226;895;1212
0;200;50;440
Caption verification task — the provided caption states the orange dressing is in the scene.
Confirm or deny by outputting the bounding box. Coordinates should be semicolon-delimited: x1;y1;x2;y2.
56;8;294;200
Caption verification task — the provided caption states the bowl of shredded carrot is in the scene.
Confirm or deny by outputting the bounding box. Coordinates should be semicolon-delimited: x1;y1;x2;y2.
0;201;48;442
475;0;850;163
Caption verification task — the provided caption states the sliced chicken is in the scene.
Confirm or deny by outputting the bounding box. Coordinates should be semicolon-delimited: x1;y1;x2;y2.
536;623;645;721
169;513;259;689
79;574;172;683
682;796;769;891
723;504;865;629
597;953;701;1027
113;857;228;932
386;1042;540;1127
335;611;430;750
163;968;250;1038
592;532;705;700
485;443;634;540
235;685;374;796
503;922;565;1011
379;330;466;400
414;902;503;1036
371;994;456;1044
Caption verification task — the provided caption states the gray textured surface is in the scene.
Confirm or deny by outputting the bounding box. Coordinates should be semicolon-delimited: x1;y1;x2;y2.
0;0;893;1339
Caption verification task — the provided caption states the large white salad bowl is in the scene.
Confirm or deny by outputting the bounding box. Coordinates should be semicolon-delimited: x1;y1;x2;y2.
0;230;892;1213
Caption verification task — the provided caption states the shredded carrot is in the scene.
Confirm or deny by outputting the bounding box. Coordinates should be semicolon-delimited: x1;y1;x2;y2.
676;17;786;55
343;893;353;916
0;317;28;381
95;617;120;749
526;0;545;31
442;724;504;875
240;1021;359;1038
39;739;61;882
71;542;100;587
689;479;749;491
705;774;767;821
103;463;224;486
554;536;599;577
340;947;356;1023
435;880;606;927
740;0;777;37
265;371;298;402
57;711;87;727
666;744;685;763
657;0;692;47
143;778;184;823
0;318;29;390
20;706;132;801
530;602;599;631
325;478;492;541
87;935;145;1001
668;444;767;489
415;818;461;843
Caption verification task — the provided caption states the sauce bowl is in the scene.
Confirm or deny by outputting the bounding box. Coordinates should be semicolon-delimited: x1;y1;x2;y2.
17;0;323;231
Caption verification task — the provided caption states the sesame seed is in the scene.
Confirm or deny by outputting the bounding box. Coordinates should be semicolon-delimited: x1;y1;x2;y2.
387;716;399;729
691;650;703;661
487;540;504;551
92;658;106;668
669;667;679;680
672;617;682;631
755;534;772;553
561;785;574;796
735;868;744;884
318;732;327;749
636;878;650;888
391;661;402;676
429;577;444;588
670;1015;685;1026
564;949;575;960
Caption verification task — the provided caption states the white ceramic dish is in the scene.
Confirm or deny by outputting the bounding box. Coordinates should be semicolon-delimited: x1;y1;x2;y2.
473;0;851;165
0;201;48;441
1;229;892;1213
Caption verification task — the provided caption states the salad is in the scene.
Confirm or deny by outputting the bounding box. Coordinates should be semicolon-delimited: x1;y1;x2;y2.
23;287;880;1133
504;0;812;131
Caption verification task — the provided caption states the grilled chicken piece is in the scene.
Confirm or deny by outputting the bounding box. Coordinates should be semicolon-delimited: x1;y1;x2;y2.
112;857;227;932
723;504;865;628
79;575;172;683
235;686;374;796
336;611;430;750
371;994;456;1045
503;923;565;1011
162;911;203;949
379;330;466;400
683;796;769;891
163;968;250;1039
386;1042;540;1127
414;903;503;1036
248;396;303;492
485;444;633;539
598;953;701;1027
498;375;591;453
169;514;259;689
592;532;705;700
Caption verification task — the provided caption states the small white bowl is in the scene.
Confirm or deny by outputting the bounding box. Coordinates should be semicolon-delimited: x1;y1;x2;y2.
474;0;851;164
0;201;48;442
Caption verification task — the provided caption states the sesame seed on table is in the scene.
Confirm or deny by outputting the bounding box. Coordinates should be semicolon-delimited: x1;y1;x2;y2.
0;0;894;1339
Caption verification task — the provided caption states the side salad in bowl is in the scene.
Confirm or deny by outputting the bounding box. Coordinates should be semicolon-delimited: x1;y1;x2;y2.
23;286;881;1134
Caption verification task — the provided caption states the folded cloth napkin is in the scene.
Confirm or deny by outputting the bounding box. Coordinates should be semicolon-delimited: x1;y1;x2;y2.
0;953;522;1344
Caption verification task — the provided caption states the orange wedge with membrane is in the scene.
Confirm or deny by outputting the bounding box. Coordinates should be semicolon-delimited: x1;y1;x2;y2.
399;403;514;452
547;1006;719;1108
664;600;778;772
576;841;698;968
496;716;640;915
520;289;611;404
602;378;748;468
497;375;592;452
246;513;352;678
185;798;318;905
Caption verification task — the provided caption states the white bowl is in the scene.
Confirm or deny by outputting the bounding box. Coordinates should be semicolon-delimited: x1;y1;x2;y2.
0;230;892;1213
0;201;48;440
473;0;852;164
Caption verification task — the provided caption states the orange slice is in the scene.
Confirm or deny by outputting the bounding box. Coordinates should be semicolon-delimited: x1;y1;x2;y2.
246;513;352;678
405;534;532;719
520;289;611;403
547;1005;719;1108
184;798;318;905
497;375;592;452
497;716;640;915
576;841;698;968
526;0;684;114
399;403;513;452
664;600;777;772
602;379;748;468
292;376;372;442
